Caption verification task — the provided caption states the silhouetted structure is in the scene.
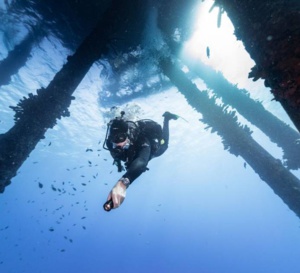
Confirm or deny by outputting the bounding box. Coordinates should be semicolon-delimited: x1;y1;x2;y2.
160;57;300;219
0;0;147;193
157;0;197;56
183;57;300;170
155;0;300;169
0;26;44;86
3;0;111;49
214;0;300;132
0;0;112;90
1;0;300;221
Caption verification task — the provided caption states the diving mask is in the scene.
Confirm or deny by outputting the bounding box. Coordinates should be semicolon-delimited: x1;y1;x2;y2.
112;137;130;150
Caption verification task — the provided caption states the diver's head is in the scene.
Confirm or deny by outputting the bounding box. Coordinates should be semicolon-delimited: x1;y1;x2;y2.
109;119;129;148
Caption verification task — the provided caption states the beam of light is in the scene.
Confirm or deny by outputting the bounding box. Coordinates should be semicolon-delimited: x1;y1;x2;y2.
181;0;256;90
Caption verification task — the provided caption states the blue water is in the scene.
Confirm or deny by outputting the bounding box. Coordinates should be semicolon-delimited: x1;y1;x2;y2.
1;1;300;273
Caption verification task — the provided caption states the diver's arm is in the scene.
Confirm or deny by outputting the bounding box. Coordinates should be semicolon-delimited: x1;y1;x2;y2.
122;141;151;184
104;139;151;211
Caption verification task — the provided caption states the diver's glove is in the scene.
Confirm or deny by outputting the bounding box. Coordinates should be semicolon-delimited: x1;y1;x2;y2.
104;178;129;211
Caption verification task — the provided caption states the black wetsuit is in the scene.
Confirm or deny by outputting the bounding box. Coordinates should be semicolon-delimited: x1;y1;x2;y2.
107;118;170;185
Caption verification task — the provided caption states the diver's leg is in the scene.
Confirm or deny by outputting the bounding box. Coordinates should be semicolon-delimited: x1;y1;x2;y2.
155;112;178;157
161;116;170;146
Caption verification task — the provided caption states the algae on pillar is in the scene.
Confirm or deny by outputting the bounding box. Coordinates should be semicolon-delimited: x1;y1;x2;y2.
0;0;147;193
160;57;300;219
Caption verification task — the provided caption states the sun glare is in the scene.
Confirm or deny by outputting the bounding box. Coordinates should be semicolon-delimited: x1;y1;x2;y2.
182;0;256;89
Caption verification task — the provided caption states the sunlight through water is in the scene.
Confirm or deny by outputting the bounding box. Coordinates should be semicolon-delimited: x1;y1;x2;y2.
1;1;300;273
183;0;262;93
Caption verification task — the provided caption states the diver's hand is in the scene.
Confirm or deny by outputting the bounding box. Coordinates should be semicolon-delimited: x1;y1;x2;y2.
106;181;127;210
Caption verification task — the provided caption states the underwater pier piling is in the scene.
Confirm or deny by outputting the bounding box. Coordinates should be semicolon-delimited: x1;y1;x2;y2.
0;25;45;87
183;57;300;170
160;57;300;219
0;0;146;193
215;0;300;132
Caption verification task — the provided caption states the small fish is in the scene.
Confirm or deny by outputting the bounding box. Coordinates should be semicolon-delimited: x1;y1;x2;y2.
49;228;54;232
1;226;9;230
206;46;210;58
38;182;43;188
86;148;93;152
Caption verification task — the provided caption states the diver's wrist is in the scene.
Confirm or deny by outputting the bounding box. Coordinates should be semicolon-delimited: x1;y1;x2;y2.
120;177;130;187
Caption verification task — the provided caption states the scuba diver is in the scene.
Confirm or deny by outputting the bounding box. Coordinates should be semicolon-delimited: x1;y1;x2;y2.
102;111;179;211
